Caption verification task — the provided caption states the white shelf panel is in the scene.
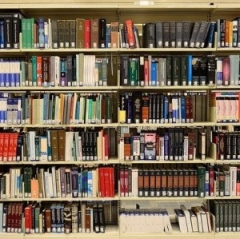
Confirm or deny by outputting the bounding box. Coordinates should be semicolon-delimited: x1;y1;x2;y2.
119;85;215;90
120;122;216;127
214;233;240;239
216;122;240;126
2;123;119;128
121;158;215;164
0;234;24;239
120;196;214;201
0;49;21;53
21;48;118;53
21;159;119;165
0;196;119;202
119;47;216;52
215;160;240;164
0;86;119;91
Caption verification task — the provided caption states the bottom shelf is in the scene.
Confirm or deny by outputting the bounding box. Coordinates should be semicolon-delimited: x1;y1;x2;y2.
1;232;240;239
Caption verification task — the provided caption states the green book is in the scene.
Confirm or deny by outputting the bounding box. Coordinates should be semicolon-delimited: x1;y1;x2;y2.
21;18;27;49
197;165;206;197
31;56;37;86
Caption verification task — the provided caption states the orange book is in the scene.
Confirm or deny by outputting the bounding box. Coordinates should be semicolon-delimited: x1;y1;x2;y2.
141;93;149;123
84;19;91;48
31;179;39;198
225;20;230;47
37;56;43;86
144;58;149;86
123;133;131;160
125;20;135;48
229;21;233;47
110;22;119;48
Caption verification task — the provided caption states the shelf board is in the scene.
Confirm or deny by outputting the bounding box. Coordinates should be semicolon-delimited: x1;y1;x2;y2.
119;85;215;90
0;86;119;91
2;123;119;128
0;196;119;202
215;160;240;164
216;47;240;52
20;159;119;165
119;47;216;52
216;122;240;126
120;122;215;127
119;196;214;201
120;158;215;164
21;48;118;53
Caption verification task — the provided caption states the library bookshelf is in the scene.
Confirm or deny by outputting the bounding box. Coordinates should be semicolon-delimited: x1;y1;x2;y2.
0;1;240;239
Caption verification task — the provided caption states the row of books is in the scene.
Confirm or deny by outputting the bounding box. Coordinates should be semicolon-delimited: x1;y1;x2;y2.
0;93;114;125
212;130;240;160
120;208;172;233
217;18;240;48
119;128;208;161
118;92;207;124
209;92;240;123
2;54;240;88
0;202;108;234
210;200;240;232
119;164;240;198
174;205;212;233
0;166;116;199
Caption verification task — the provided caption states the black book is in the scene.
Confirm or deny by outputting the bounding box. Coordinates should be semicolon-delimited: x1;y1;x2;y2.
93;205;100;233
192;57;201;85
99;18;107;48
143;22;156;48
98;204;106;233
207;55;216;85
183;21;192;47
155;21;163;48
163;21;170;48
171;55;181;86
170;21;176;48
132;91;142;123
176;21;183;48
120;55;129;86
189;21;201;48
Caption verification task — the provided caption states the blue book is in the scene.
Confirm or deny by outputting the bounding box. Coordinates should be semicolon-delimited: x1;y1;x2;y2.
106;25;111;48
164;132;169;160
0;21;4;49
151;60;157;86
75;101;80;123
172;95;176;123
163;95;169;123
82;170;88;197
78;172;82;197
87;170;93;197
46;130;52;161
206;21;216;48
187;55;192;86
71;167;78;198
0;98;3;124
181;95;186;123
38;17;45;48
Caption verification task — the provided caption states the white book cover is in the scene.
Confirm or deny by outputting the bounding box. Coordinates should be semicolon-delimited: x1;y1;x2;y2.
189;209;199;232
180;204;193;232
175;209;188;233
230;166;237;196
51;166;57;198
65;131;74;161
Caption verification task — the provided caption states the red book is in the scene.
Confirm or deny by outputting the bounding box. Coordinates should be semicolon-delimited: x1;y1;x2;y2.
222;57;230;86
7;203;12;232
104;167;110;197
84;19;91;48
124;167;129;197
0;133;4;161
18;203;23;233
125;20;135;48
8;133;15;162
188;132;195;160
12;132;18;161
3;133;9;162
37;56;43;86
98;167;105;197
11;203;16;232
209;166;215;196
108;167;115;197
237;167;240;196
24;205;32;234
120;166;125;197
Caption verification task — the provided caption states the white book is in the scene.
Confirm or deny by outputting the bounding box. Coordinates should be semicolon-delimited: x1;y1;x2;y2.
44;171;50;198
175;209;188;232
48;172;54;198
51;166;57;198
230;166;237;196
10;168;15;198
65;131;74;161
78;136;83;161
119;137;124;161
163;210;172;232
189;209;199;232
196;206;209;233
28;131;36;161
192;207;203;232
180;205;193;232
48;18;52;49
